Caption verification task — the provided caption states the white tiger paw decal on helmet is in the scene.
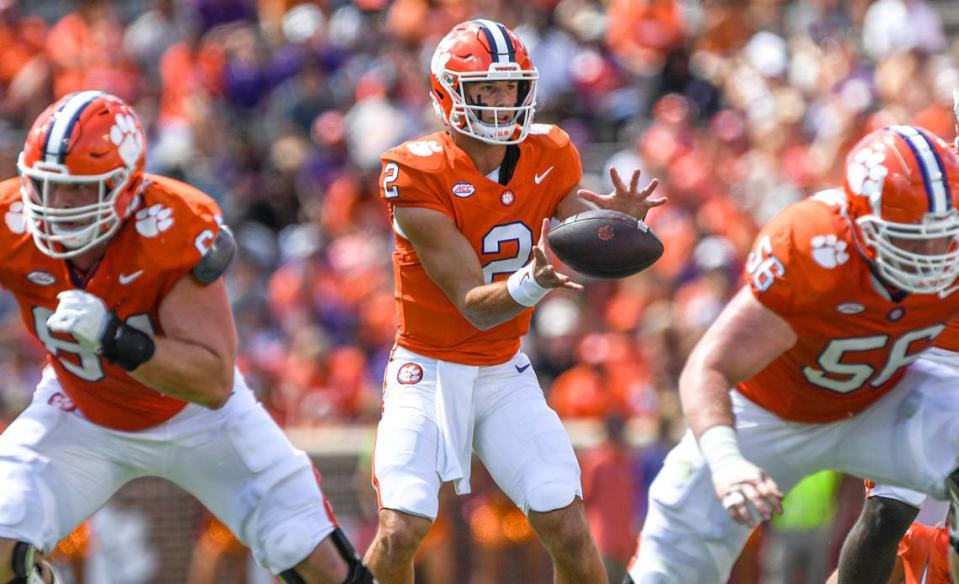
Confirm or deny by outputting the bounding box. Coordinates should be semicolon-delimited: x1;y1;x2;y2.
5;201;25;234
110;113;144;168
135;204;174;237
811;234;849;269
847;147;888;203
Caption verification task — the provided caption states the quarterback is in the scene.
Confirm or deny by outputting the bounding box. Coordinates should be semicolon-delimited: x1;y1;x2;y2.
628;125;959;583
365;19;665;584
0;92;373;584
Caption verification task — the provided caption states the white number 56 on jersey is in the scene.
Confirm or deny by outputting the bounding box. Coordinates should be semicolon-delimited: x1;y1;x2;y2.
804;325;944;394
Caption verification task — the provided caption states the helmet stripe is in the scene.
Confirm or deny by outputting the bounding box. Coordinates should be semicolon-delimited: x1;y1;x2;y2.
474;19;512;64
889;125;952;214
43;90;105;165
494;22;516;63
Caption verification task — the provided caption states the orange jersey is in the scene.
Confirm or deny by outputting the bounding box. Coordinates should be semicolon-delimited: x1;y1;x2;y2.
380;125;582;365
898;522;951;584
0;174;225;431
737;190;959;422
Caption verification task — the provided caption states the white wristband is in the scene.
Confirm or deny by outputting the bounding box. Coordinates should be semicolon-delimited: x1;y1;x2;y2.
697;425;747;472
507;263;549;307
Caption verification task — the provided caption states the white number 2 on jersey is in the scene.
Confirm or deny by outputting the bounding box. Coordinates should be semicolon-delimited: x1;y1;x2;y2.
32;307;155;382
481;222;533;284
803;324;945;393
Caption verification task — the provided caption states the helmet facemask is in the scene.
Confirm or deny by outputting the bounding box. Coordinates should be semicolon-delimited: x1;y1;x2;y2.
18;154;131;259
857;210;959;294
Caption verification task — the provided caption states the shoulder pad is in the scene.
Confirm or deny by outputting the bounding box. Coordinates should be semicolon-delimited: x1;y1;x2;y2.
192;225;236;284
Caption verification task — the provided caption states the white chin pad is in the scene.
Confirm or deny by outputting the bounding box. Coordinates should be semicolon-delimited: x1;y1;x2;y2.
50;223;96;249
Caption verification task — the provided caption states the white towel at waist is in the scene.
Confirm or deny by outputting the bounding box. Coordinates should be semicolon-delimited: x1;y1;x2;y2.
434;358;479;495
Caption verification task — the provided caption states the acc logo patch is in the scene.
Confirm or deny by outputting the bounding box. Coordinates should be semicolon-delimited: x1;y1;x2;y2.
397;362;424;385
451;182;475;198
27;270;56;286
836;302;865;315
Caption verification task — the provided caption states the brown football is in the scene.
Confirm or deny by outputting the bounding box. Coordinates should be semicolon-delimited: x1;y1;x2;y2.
546;210;664;279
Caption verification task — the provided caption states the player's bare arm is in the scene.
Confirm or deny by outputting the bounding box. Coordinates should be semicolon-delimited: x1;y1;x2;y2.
394;206;581;331
46;274;237;409
681;286;795;526
128;274;237;408
556;166;666;221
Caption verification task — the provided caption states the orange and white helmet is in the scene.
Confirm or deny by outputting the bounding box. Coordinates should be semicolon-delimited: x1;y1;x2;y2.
17;91;146;259
844;125;959;294
430;20;538;145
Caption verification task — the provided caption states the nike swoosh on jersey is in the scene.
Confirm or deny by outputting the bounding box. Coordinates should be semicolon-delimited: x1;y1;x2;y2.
515;363;531;373
119;270;144;285
534;167;554;184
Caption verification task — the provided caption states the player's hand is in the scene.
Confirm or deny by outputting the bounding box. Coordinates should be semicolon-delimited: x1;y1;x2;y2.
531;218;584;291
577;167;667;221
47;290;111;354
711;459;784;527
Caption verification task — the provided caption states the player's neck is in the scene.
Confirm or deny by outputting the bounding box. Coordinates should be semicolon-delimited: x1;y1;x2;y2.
68;244;108;274
450;131;506;176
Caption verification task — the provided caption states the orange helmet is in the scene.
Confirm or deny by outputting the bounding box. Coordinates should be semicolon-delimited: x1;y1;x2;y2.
844;125;959;294
430;20;538;145
17;91;146;259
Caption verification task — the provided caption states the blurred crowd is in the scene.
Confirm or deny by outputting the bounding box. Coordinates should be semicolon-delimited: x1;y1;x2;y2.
0;0;957;581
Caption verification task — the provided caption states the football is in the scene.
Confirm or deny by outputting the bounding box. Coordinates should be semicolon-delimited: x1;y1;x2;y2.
546;209;664;279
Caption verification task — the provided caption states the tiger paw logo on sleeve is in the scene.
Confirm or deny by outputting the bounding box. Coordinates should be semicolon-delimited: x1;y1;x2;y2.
135;204;174;237
5;201;25;234
811;234;849;269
